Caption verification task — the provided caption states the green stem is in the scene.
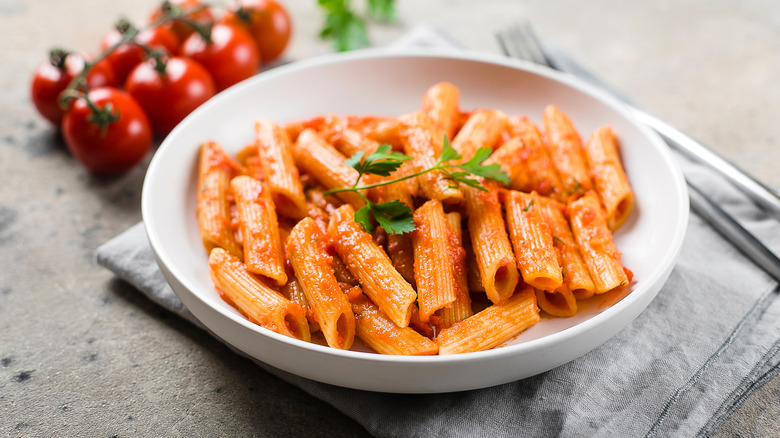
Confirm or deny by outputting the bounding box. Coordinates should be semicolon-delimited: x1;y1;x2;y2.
324;165;443;196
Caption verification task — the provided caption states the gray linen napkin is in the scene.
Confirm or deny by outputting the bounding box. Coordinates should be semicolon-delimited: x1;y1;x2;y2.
95;25;780;438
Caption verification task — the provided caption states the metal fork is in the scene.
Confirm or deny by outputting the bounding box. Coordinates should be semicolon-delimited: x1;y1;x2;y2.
496;22;780;283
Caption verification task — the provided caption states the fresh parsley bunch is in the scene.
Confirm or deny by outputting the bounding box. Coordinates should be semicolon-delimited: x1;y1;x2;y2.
324;138;511;234
317;0;396;51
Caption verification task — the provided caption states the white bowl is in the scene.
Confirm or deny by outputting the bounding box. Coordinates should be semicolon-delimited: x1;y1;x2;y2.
142;50;689;393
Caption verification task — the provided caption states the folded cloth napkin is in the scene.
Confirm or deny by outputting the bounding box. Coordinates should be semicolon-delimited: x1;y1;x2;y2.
96;25;780;438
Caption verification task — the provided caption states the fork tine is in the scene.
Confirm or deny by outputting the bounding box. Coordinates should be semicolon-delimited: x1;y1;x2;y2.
496;22;552;67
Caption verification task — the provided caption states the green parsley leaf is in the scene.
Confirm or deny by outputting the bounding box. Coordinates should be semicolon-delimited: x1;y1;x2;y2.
317;0;369;52
353;204;374;233
344;150;366;169
447;171;488;192
366;0;396;20
523;199;535;212
347;144;411;177
458;147;511;185
437;137;462;164
370;200;415;234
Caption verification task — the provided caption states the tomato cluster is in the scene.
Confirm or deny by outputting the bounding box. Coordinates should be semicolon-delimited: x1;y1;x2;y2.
30;0;292;175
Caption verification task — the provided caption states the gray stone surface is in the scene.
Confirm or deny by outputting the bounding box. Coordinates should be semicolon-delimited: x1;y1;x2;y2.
1;0;778;436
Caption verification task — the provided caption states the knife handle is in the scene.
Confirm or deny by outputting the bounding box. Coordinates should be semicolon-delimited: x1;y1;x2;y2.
687;181;780;283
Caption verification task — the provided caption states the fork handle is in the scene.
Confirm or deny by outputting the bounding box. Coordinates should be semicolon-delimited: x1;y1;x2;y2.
631;109;780;218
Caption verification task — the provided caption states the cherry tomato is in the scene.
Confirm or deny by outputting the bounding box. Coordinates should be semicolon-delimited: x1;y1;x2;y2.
62;87;152;174
125;56;216;135
100;24;180;84
30;50;116;125
181;23;260;90
149;0;215;42
222;0;291;63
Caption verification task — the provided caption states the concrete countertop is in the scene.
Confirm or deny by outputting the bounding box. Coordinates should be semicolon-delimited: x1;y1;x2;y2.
2;0;778;436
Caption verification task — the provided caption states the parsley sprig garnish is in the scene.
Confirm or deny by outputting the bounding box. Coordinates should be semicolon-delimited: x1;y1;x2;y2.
324;137;510;234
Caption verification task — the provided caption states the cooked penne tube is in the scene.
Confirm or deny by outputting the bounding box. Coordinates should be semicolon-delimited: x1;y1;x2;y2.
412;200;458;322
486;137;531;191
351;295;439;355
196;141;243;258
328;204;418;328
284;116;326;142
504;191;563;291
502;116;565;200
542;105;593;197
535;287;577;317
567;191;629;294
397;112;463;203
436;286;540;355
287;218;356;350
254;118;308;220
279;277;321;333
343;115;403;150
292;128;365;209
463;183;519;304
318;115;382;158
584;126;634;230
230;175;287;285
451;109;507;161
436;211;473;329
422;82;460;141
208;247;310;341
536;197;596;300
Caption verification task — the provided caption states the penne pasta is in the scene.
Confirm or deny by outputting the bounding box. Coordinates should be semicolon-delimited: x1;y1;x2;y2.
542;105;593;197
327;204;418;328
318;115;382;158
292;128;365;209
502;115;565;201
397;112;463;203
254;118;308;220
230;175;287;285
411;200;458;322
343;115;403;150
421;81;460;141
287;218;356;350
567;191;629;294
535;287;577;318
195;82;638;355
463;183;519;304
436;286;540;355
208;247;310;341
504;190;563;291
536;196;596;300
196;141;243;258
351;295;439;355
584;126;634;230
436;211;473;330
451;109;507;161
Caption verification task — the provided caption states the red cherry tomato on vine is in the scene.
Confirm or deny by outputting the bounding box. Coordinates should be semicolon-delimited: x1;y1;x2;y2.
125;56;216;135
222;0;291;63
62;87;152;174
100;24;180;84
181;23;260;90
30;50;116;125
149;0;215;41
